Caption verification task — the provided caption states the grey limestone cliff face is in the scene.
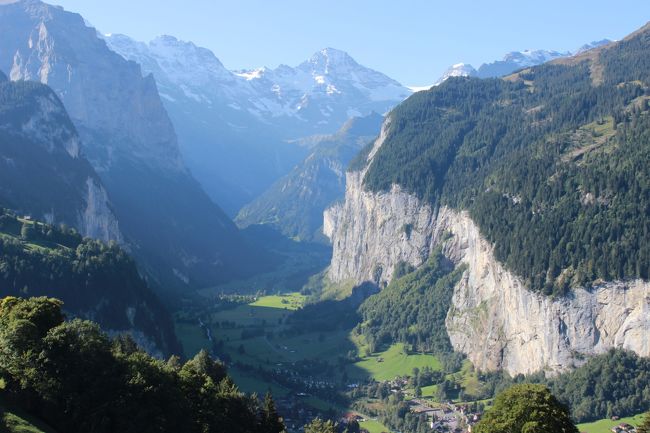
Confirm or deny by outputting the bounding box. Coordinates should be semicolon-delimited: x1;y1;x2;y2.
325;119;650;375
77;177;122;242
25;92;122;242
1;1;184;172
324;118;442;286
0;77;122;243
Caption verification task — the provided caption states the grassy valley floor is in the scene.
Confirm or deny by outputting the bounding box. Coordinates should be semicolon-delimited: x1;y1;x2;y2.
173;291;442;433
577;414;645;433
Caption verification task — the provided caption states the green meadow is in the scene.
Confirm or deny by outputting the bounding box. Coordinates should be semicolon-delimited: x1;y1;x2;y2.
348;343;442;382
578;413;645;433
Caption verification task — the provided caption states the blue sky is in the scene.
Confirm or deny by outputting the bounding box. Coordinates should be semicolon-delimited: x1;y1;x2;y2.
52;0;649;85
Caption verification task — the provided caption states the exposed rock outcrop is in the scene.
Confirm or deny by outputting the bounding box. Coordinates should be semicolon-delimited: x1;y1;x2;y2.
0;76;122;243
325;120;650;375
78;178;122;242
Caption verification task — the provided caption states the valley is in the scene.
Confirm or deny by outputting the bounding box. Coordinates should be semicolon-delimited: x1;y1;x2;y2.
1;1;650;432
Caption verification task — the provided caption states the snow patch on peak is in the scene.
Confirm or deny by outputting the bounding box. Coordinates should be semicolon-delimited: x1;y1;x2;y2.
235;67;268;80
502;49;568;67
407;85;432;93
310;47;356;65
435;63;477;85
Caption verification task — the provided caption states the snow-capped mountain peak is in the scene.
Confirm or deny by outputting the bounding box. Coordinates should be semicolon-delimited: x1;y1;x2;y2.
105;37;410;137
501;49;568;67
147;35;235;85
303;47;359;73
434;62;478;85
428;37;612;86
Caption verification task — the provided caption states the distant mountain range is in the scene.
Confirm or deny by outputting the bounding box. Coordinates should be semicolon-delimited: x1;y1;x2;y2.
104;35;411;213
231;41;614;238
426;40;612;88
105;35;410;139
106;32;613;215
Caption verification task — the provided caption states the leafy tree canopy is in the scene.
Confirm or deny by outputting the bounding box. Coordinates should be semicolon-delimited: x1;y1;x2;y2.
474;384;578;433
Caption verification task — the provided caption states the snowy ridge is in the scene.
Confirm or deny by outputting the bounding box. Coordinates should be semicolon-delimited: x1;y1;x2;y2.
433;63;478;85
415;39;612;89
104;36;411;136
500;49;568;67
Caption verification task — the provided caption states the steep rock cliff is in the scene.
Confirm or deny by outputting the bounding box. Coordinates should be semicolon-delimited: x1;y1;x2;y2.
0;0;262;289
0;76;121;242
325;121;650;375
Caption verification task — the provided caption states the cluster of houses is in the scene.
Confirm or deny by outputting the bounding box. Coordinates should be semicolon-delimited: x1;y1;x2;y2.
408;399;482;433
388;377;409;394
607;422;637;433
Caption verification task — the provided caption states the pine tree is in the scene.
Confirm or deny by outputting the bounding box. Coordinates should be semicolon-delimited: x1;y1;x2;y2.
260;392;285;433
304;418;336;433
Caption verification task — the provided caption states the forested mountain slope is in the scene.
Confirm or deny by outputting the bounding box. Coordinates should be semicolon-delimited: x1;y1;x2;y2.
325;23;650;375
0;210;178;355
0;297;283;433
237;113;383;241
361;23;650;295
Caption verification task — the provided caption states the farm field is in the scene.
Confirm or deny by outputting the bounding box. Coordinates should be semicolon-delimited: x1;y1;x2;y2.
348;343;442;382
174;291;447;431
578;413;645;433
360;419;390;433
2;412;49;433
176;294;444;382
0;404;58;433
175;293;306;358
176;292;364;368
250;292;305;309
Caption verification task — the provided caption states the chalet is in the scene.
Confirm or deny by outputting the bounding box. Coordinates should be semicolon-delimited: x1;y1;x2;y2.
342;413;364;422
611;423;636;433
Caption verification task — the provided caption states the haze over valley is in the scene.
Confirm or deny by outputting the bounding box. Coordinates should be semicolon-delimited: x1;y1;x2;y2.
1;2;650;433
